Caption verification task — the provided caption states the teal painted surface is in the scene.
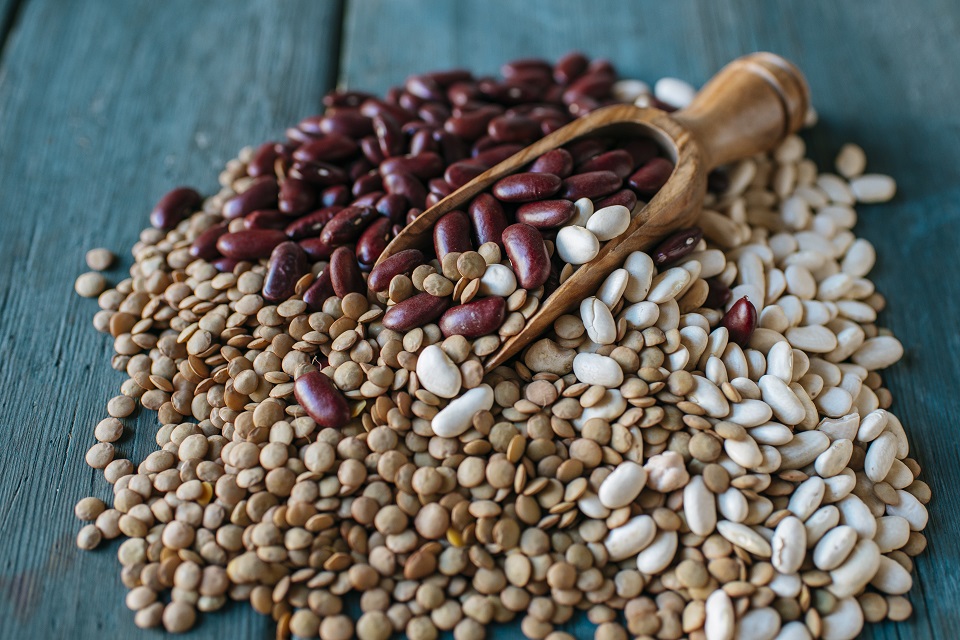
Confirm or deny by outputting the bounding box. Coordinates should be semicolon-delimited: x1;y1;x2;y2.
0;0;956;637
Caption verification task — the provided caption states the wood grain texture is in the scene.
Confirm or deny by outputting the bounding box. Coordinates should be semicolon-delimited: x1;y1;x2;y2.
0;1;341;638
0;0;956;638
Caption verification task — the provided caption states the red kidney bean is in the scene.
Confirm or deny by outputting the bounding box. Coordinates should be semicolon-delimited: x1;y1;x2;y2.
419;104;451;126
595;189;638;211
289;161;349;186
279;177;316;215
373;112;404;158
303;268;334;310
468;193;508;250
368;249;425;293
471;136;499;155
285;206;342;240
578;149;634;179
352;191;384;208
560;170;621;200
516;104;566;119
151;187;202;229
384;172;427;209
443;105;502;140
299;237;336;261
244;209;288;231
433;129;468;165
652;227;703;265
296;115;324;134
356;217;392;267
320;206;378;246
588;58;616;76
445;160;488;190
323;90;374;109
247;142;280;177
352;171;382;198
380;152;444;179
434;210;473;258
439;297;506;339
190;222;228;260
216;229;287;260
505;68;554;89
472;143;524;166
384;86;403;105
424;69;473;86
406;208;423;225
382;292;451;331
554;51;589;85
321;185;351;208
348;158;375;182
502;223;551;289
329;246;364;297
492;172;561;203
565;138;609;164
405;75;444;101
398;91;423;113
529;149;574;178
488;115;540;143
286;127;317;145
359;98;413;125
402;121;433;137
621;137;660;167
447;81;480;106
479;79;541;104
410;128;439;155
544;84;565;104
540;117;567;135
223;177;279;220
628;157;674;195
294;370;349;429
375;193;409;224
562;73;615;104
208;257;237;273
502;58;552;78
425;193;441;208
262;242;308;302
515;199;576;229
428;179;454;198
722;297;758;347
317;112;373;138
567;95;600;115
520;64;561;84
360;136;386;165
293;134;358;163
705;277;732;309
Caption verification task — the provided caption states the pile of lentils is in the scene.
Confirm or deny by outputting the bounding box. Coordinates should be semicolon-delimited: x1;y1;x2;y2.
72;52;927;640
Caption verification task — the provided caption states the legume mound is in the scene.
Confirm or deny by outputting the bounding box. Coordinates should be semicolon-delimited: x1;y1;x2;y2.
74;52;924;640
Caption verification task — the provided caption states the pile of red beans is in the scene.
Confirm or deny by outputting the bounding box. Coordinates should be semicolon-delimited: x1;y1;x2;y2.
149;52;687;318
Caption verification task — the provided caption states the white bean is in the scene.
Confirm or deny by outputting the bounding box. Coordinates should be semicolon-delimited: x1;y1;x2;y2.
849;174;896;203
580;297;616;345
586;205;630;241
555;226;599;265
431;385;493;438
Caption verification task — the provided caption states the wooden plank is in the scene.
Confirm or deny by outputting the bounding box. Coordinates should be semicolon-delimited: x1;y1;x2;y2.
0;1;341;638
340;1;960;638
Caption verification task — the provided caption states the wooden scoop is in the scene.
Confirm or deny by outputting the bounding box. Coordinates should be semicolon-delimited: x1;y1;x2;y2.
376;52;809;372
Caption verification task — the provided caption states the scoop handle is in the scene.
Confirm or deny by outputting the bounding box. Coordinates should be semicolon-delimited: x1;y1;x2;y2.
672;52;810;170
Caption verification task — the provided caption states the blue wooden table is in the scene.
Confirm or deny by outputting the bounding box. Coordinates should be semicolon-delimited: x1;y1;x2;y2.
0;1;957;638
